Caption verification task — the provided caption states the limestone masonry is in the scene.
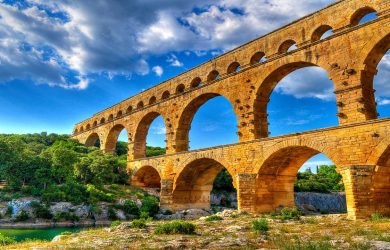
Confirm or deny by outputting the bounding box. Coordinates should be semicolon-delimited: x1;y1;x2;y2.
72;0;390;220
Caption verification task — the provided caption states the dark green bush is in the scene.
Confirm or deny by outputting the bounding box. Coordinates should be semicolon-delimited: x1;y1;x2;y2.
5;206;13;217
30;201;53;219
131;218;147;228
252;218;269;233
15;210;29;222
123;200;139;216
54;212;80;222
140;196;159;217
108;207;117;220
154;220;196;235
280;207;301;220
205;215;223;222
294;165;344;193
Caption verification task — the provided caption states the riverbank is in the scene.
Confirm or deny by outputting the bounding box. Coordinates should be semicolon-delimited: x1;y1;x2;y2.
5;212;390;249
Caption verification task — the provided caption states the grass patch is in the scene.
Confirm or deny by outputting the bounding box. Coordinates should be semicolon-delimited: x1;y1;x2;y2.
273;235;332;250
371;213;386;221
131;219;147;229
205;215;223;222
252;218;269;234
154;220;196;235
110;220;122;227
0;233;16;246
271;207;301;221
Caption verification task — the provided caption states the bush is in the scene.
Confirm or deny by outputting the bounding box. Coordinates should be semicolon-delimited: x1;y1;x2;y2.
252;218;269;233
154;220;196;235
30;201;53;219
110;220;122;227
15;210;29;222
5;206;13;217
131;218;147;229
140;196;159;217
280;207;301;221
123;200;139;216
108;207;117;220
0;233;16;246
205;215;223;222
87;184;114;204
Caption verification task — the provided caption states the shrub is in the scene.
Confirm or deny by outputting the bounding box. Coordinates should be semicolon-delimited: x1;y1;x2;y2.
54;212;80;222
131;218;147;229
30;201;53;219
140;196;159;217
371;213;385;221
110;220;122;227
0;233;16;246
206;215;223;222
252;218;269;233
108;207;117;220
15;210;29;222
87;184;114;204
123;200;139;216
280;207;301;220
5;206;13;217
154;220;196;235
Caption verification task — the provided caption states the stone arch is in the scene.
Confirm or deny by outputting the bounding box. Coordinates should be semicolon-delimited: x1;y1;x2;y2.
117;110;123;118
79;126;84;132
85;132;100;147
254;144;338;212
161;90;170;100
93;121;98;127
86;123;91;130
250;51;266;65
207;70;220;81
74;128;79;134
149;96;157;105
350;6;377;26
175;93;238;152
278;39;297;54
108;114;114;121
104;123;129;154
100;117;106;124
176;84;185;94
131;165;161;188
190;77;202;88
311;25;333;42
137;101;144;109
253;61;333;138
126;105;133;114
172;158;235;210
227;62;240;74
133;111;167;159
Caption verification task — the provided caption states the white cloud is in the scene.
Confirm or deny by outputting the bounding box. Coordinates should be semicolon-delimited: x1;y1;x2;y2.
167;54;184;67
377;97;390;106
152;125;166;135
152;66;164;77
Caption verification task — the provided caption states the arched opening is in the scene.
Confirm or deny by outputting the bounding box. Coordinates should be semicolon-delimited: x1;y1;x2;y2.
93;121;98;127
108;114;114;121
149;96;157;105
350;7;378;26
207;70;220;81
137;101;144;109
85;133;100;147
126;105;133;114
100;117;105;124
366;35;390;119
172;158;236;211
250;52;267;65
176;84;185;94
278;40;298;54
79;126;84;132
133;112;166;159
105;124;129;157
117;110;123;118
175;94;238;152
190;77;202;88
132;166;161;189
227;62;240;74
86;124;91;130
74;128;79;134
256;147;345;215
254;63;336;138
311;25;333;42
161;90;170;100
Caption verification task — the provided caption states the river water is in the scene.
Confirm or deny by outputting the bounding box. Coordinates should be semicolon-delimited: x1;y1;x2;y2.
0;228;82;242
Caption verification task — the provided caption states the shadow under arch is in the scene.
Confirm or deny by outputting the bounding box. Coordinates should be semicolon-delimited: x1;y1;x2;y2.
253;61;334;138
175;93;238;152
172;158;236;211
254;145;338;213
84;132;100;147
133;111;167;159
104;124;129;154
131;165;161;189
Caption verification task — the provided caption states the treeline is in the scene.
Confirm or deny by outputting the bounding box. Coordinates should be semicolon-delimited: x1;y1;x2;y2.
294;165;344;193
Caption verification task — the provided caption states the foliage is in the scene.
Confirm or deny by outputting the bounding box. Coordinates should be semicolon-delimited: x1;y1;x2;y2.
252;218;269;233
145;146;166;157
123;200;139;216
272;235;333;250
5;206;13;217
131;218;147;228
205;215;223;222
108;206;117;220
140;196;159;217
213;169;235;192
294;165;344;193
279;207;301;221
110;220;122;227
0;233;16;246
371;213;386;221
30;201;53;219
54;211;80;222
15;210;29;222
154;220;196;235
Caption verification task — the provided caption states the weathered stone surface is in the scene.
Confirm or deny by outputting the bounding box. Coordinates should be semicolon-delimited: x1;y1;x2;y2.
295;192;347;214
71;0;390;220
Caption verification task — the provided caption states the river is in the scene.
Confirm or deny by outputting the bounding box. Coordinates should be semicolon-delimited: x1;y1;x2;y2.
0;228;82;242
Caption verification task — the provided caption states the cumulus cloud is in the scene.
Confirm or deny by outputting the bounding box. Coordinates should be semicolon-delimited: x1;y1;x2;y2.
152;66;164;77
0;0;347;90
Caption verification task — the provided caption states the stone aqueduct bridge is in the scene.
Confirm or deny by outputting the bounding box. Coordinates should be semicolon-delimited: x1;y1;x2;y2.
72;0;390;219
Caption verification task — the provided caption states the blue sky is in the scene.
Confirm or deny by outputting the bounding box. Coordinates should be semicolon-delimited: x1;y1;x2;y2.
0;1;388;170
